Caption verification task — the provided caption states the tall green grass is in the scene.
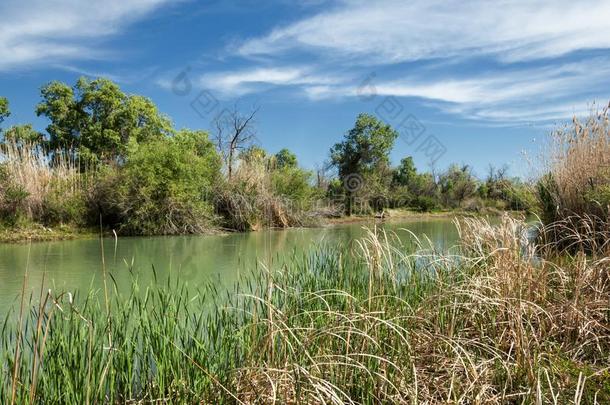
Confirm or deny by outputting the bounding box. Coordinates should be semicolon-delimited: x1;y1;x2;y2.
1;218;609;403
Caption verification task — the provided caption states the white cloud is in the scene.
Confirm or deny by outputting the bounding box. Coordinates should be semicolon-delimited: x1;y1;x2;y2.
0;0;173;70
238;0;610;63
304;59;610;122
150;0;610;124
218;0;610;123
197;66;343;96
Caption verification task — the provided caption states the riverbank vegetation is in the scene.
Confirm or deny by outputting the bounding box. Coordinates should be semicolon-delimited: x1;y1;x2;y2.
1;81;609;402
537;106;610;251
2;213;609;403
1;78;536;241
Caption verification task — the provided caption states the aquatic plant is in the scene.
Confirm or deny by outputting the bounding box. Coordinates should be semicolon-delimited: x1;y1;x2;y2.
1;216;609;403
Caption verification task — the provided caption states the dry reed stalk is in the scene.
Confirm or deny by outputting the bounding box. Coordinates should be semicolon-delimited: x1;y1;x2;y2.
545;104;610;215
0;140;83;220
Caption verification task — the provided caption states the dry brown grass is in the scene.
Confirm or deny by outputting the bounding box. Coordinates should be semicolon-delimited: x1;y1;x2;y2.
0;140;83;220
537;104;610;254
229;216;610;403
214;156;306;231
3;215;608;403
544;103;610;217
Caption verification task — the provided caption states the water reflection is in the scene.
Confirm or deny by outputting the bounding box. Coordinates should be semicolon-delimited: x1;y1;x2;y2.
0;219;459;314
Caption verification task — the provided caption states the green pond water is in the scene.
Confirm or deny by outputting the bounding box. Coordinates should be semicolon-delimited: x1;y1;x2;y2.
0;218;459;314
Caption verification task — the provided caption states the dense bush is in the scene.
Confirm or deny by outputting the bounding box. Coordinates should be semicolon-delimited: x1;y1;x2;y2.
271;166;314;206
40;178;87;226
412;195;438;212
214;149;315;230
0;165;28;225
438;164;477;208
94;130;221;235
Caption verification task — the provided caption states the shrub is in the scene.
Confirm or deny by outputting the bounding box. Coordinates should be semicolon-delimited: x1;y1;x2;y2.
214;155;311;231
271;166;314;206
501;182;537;211
412;195;438;212
0;165;28;225
40;179;87;226
96;130;221;235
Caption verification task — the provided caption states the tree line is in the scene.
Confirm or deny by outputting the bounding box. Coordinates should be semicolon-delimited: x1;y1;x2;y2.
0;77;534;236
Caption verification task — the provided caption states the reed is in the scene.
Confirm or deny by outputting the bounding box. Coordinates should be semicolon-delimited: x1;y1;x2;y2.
0;140;86;223
537;104;610;254
1;216;609;404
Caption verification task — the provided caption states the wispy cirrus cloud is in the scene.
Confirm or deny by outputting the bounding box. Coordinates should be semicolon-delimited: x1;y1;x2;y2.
152;0;610;124
0;0;174;71
308;58;610;122
196;66;344;96
237;0;610;64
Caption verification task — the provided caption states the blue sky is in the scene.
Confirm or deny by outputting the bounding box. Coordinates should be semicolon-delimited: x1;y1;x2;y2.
1;0;609;178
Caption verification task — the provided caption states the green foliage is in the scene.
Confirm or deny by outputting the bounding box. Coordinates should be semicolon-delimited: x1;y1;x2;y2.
95;130;221;235
275;148;298;169
502;181;537;211
537;174;559;223
36;77;172;163
0;97;9;128
41;181;87;226
271;166;314;204
331;114;398;179
438;164;478;208
412;195;438;212
331;114;398;214
0;81;545;236
2;124;44;145
392;157;417;187
585;184;610;208
0;165;28;225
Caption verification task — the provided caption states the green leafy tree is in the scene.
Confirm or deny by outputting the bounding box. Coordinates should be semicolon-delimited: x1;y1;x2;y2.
36;77;172;162
275;148;298;169
272;166;314;205
438;164;478;208
331;113;398;214
94;129;221;235
0;97;9;128
2;124;44;145
392;157;417;187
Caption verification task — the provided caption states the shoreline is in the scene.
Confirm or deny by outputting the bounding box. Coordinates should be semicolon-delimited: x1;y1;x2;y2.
0;208;518;245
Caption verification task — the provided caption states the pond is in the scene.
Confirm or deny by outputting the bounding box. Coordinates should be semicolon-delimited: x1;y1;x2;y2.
0;218;460;314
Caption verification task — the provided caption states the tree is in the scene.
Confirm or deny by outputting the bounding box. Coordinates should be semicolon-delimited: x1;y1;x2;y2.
438;164;477;207
392;157;417;187
36;77;172;162
275;148;297;169
97;129;221;235
213;105;259;179
331;114;398;178
330;113;398;214
0;97;9;128
2;124;44;145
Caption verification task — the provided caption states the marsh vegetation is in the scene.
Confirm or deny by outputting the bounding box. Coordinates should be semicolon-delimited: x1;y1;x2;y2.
1;78;535;241
0;80;609;403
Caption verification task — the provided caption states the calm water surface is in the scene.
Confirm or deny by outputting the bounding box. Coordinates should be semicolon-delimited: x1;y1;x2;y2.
0;218;459;313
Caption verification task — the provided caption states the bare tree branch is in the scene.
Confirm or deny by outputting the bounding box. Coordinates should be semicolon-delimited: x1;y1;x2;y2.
213;104;260;179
